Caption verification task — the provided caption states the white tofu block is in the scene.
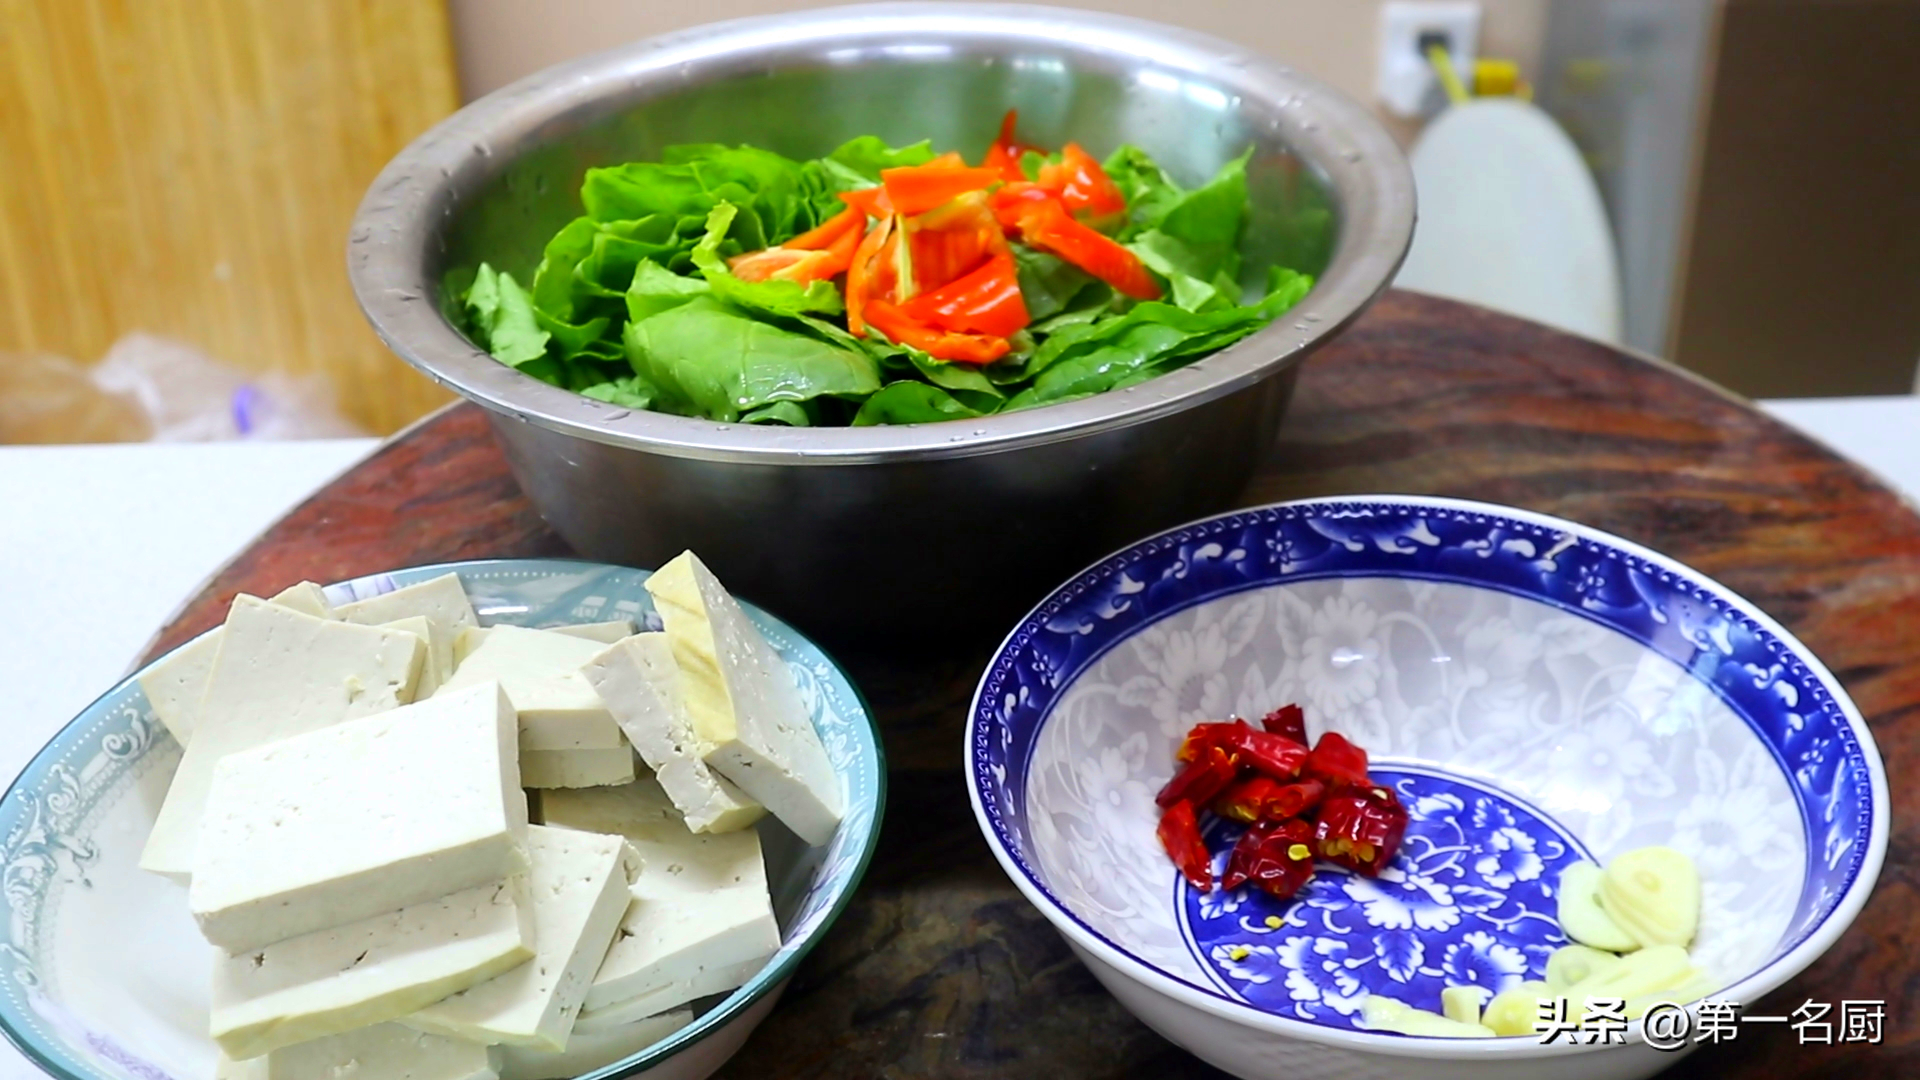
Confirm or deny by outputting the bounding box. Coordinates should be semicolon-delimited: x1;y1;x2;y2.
337;573;479;699
453;625;488;668
407;827;636;1050
572;952;765;1031
538;780;779;1012
141;597;426;877
498;1007;692;1080
266;1024;500;1080
192;684;528;953
521;746;637;790
139;583;335;747
646;552;843;845
438;626;622;751
381;616;450;697
215;1054;267;1080
210;878;533;1060
583;634;763;834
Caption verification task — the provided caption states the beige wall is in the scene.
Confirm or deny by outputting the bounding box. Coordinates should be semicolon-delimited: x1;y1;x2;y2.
448;0;1547;141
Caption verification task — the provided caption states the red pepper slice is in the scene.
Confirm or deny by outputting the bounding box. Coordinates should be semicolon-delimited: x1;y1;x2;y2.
993;187;1160;300
1155;744;1237;809
1306;731;1372;792
905;192;1004;294
1264;778;1327;821
899;252;1029;338
1223;819;1316;897
843;215;893;337
839;187;895;220
785;205;865;251
1157;800;1213;893
880;162;1004;217
726;218;862;284
861;299;1011;364
1231;729;1309;781
1213;775;1282;823
1313;786;1407;877
1260;704;1308;745
1037;142;1127;222
980;109;1038;183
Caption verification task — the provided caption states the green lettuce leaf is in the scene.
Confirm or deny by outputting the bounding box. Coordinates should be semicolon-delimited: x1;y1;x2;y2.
1153;148;1251;282
579;375;656;409
622;295;880;422
740;400;815;426
1103;145;1186;238
851;382;985;425
625;259;712;324
689;203;845;319
464;264;550;367
1127;229;1241;313
1011;244;1097;322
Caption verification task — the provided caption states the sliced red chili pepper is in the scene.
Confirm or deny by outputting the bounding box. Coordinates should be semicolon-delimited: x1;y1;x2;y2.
726;221;861;284
785;204;865;251
1260;704;1308;745
1313;786;1407;877
839;187;894;220
1263;778;1327;821
1037;141;1127;222
1306;731;1372;792
994;189;1160;301
905;192;1004;294
880;162;1003;217
1232;729;1309;781
861;299;1010;364
1223;819;1316;898
980;108;1038;183
899;252;1029;338
844;214;896;337
1213;775;1282;823
1155;745;1237;809
1157;800;1212;893
1177;720;1246;763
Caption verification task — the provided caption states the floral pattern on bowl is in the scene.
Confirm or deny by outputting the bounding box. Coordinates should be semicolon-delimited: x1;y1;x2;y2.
0;560;884;1080
968;496;1886;1040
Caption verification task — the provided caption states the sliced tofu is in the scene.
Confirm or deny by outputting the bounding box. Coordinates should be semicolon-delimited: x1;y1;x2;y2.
266;1024;500;1080
498;1007;692;1080
572;953;765;1031
141;597;426;877
538;780;779;1013
336;573;479;700
583;634;763;834
191;684;527;953
454;621;642;671
407;827;636;1050
210;878;533;1060
521;747;637;790
645;552;842;845
139;582;335;746
215;1054;267;1080
381;616;449;697
437;626;622;752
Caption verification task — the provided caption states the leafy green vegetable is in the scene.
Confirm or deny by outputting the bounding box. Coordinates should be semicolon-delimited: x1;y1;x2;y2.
1103;146;1186;238
689;203;844;319
622;296;880;422
626;259;713;323
579;375;656;409
815;136;937;188
741;400;815;426
852;382;985;425
465;264;550;367
1127;230;1240;313
1153;148;1251;282
1011;245;1097;322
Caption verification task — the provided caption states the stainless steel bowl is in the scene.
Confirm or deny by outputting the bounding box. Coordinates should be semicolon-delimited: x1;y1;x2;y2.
349;3;1414;644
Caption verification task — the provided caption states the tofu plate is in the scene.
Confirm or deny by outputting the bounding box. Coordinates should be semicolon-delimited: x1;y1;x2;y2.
0;559;883;1080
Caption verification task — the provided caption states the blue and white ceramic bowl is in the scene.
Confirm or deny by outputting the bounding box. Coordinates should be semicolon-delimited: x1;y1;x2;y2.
966;496;1887;1080
0;559;884;1080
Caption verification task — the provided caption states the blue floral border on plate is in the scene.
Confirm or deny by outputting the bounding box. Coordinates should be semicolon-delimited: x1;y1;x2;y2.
970;497;1876;1004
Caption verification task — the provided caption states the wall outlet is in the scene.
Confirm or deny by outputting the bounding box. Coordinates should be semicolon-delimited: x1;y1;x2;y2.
1377;1;1482;118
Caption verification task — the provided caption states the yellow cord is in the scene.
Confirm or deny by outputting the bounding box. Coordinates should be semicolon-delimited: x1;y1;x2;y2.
1425;42;1471;106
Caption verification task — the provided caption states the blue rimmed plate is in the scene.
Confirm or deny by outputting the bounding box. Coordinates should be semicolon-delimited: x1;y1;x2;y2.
966;496;1887;1080
0;559;884;1080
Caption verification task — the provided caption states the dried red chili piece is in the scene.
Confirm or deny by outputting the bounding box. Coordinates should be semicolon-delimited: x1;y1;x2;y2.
1263;778;1327;821
1157;800;1213;892
1231;729;1308;780
1176;719;1248;763
1260;703;1308;745
1223;819;1317;898
1156;744;1238;809
1306;731;1372;791
1213;775;1282;823
1312;786;1407;876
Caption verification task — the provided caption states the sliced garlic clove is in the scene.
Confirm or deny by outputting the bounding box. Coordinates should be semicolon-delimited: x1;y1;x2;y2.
1481;981;1557;1036
1441;985;1484;1027
1546;944;1624;991
1360;995;1496;1038
1565;943;1695;1009
1601;846;1700;949
1557;861;1641;952
1623;967;1717;1019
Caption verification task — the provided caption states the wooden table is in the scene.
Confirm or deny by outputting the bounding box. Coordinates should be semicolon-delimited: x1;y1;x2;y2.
144;292;1920;1078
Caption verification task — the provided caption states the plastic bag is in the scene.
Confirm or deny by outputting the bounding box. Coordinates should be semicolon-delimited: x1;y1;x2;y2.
0;333;365;445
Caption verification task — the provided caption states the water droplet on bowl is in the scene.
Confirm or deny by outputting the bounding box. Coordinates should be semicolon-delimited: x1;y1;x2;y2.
474;140;493;157
971;428;986;436
1303;313;1323;323
1341;150;1362;163
604;410;631;421
1294;322;1309;331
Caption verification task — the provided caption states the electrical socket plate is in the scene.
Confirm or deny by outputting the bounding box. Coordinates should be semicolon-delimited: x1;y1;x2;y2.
1377;1;1482;118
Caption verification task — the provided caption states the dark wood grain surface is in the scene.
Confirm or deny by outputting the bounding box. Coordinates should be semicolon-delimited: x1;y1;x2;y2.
142;291;1920;1078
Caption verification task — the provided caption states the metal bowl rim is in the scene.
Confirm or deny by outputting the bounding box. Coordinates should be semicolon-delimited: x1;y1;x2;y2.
348;2;1414;464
